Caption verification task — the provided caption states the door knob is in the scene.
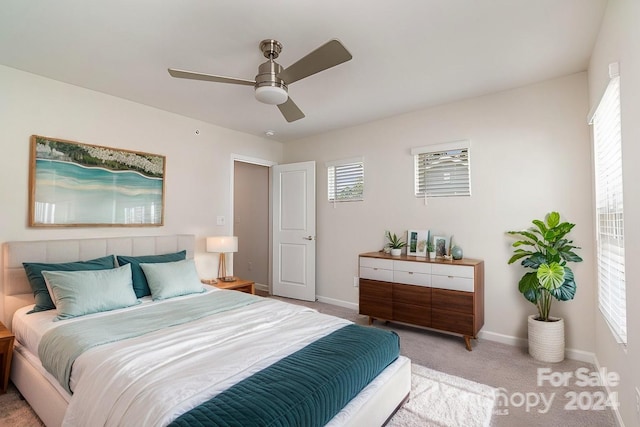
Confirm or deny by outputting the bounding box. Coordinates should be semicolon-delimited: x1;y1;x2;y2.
303;235;315;241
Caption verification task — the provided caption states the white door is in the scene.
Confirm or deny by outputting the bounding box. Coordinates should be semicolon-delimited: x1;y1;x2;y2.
271;161;316;301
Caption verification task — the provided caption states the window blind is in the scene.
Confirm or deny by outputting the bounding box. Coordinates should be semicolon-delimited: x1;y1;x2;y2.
590;69;626;344
327;158;364;202
412;141;470;198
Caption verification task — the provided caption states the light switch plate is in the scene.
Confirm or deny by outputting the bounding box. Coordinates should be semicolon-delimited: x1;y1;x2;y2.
216;216;225;226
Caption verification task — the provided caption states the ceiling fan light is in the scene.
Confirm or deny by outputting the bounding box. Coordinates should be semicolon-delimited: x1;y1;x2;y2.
255;86;288;105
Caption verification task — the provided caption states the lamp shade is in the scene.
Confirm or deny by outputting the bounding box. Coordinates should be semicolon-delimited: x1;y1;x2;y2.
206;236;238;253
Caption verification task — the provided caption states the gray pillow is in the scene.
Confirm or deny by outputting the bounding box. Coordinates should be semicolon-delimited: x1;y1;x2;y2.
42;264;139;321
23;255;117;313
140;259;205;300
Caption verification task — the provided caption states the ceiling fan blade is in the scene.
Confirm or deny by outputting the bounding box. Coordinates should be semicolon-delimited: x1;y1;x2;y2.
168;68;255;86
277;97;305;122
277;39;352;85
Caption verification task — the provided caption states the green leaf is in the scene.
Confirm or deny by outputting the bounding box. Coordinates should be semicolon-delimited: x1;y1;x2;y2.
522;253;546;269
508;251;532;264
549;268;576;301
546;211;560;228
507;230;540;243
519;272;541;304
537;262;565;290
561;251;583;263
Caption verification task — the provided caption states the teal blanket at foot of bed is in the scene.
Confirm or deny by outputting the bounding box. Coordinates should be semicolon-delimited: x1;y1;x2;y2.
168;324;400;427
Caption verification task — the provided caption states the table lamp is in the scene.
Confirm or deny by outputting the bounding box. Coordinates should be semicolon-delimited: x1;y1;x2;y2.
206;236;238;282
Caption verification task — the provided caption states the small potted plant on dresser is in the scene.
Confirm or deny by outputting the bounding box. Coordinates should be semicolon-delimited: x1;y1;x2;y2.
427;240;436;259
507;211;583;362
385;231;406;256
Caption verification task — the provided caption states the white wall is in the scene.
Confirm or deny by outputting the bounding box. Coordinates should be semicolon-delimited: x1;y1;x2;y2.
285;72;595;354
588;0;640;425
0;65;283;322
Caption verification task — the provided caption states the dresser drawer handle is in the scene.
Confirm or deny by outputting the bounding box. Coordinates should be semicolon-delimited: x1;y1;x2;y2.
373;268;378;270
448;275;454;279
408;272;414;275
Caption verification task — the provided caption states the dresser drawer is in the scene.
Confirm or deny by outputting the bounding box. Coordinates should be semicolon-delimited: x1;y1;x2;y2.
431;274;474;292
393;260;431;274
359;257;394;281
431;264;474;279
393;270;431;286
359;279;392;320
393;283;431;306
431;308;474;336
393;302;431;327
360;266;394;282
432;288;474;313
360;257;394;269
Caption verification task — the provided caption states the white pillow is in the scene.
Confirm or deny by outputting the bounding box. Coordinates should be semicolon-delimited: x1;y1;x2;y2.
42;264;139;321
139;259;205;300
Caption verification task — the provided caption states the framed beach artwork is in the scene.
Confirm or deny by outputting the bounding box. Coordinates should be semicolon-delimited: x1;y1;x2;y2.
29;135;165;227
407;229;428;256
433;235;450;258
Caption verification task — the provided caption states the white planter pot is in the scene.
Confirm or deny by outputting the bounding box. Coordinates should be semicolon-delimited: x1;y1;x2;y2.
528;314;565;363
390;248;402;256
428;251;436;260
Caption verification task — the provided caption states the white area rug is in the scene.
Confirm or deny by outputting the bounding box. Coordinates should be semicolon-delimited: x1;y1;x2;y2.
388;364;496;427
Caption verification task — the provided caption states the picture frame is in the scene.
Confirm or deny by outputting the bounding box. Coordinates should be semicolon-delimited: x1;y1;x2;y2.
407;229;429;256
29;135;165;227
433;235;450;258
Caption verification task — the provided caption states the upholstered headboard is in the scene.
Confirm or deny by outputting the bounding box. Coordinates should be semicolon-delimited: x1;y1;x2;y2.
2;234;195;329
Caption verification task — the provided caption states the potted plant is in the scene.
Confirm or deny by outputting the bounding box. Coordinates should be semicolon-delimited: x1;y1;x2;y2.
385;230;406;256
427;240;435;259
506;211;582;362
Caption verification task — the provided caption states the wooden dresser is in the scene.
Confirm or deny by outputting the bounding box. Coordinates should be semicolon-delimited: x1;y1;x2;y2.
359;252;484;351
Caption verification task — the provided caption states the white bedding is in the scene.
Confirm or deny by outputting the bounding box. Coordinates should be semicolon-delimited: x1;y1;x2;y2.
14;288;361;426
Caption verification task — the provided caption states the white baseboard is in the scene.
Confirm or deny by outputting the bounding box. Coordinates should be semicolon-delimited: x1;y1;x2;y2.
592;355;626;427
477;330;596;364
316;295;358;311
254;282;269;293
310;298;598;365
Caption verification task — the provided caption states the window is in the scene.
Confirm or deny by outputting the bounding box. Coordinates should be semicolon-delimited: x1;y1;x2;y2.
326;157;364;202
412;140;470;198
589;63;626;344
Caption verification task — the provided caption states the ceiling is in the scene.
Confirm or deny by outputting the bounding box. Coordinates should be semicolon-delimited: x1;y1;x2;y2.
0;1;607;142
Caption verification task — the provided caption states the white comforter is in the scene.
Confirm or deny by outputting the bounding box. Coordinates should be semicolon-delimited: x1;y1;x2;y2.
18;290;351;427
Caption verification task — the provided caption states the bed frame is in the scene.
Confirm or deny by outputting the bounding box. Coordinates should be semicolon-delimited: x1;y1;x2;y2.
2;235;410;427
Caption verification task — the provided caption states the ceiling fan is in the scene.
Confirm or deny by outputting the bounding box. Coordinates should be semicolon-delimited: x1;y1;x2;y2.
168;39;352;123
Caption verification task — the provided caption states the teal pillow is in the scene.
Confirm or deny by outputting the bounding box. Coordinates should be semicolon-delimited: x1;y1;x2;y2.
23;255;116;313
42;264;139;321
140;259;205;300
116;251;186;298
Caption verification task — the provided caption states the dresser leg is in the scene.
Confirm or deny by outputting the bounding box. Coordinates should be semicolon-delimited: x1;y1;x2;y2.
368;316;373;325
464;335;473;351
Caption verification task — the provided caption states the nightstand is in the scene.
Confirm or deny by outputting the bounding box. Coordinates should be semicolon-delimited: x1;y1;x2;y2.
0;321;15;394
209;278;255;295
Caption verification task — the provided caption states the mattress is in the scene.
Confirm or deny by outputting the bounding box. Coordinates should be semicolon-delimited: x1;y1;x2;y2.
13;288;403;426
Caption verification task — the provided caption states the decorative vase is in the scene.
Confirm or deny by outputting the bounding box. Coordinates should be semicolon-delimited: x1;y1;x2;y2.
428;251;436;259
390;248;402;256
528;314;565;362
451;246;463;260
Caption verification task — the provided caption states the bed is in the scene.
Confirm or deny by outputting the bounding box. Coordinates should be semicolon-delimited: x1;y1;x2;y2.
2;235;411;426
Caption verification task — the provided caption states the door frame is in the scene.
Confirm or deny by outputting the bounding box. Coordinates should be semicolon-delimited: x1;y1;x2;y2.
230;154;277;293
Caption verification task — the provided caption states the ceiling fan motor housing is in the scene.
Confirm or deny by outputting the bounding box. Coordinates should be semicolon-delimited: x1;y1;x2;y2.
255;60;288;104
254;39;288;105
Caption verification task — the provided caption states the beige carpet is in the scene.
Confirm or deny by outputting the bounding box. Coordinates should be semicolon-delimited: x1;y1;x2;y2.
389;363;496;427
0;385;44;426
